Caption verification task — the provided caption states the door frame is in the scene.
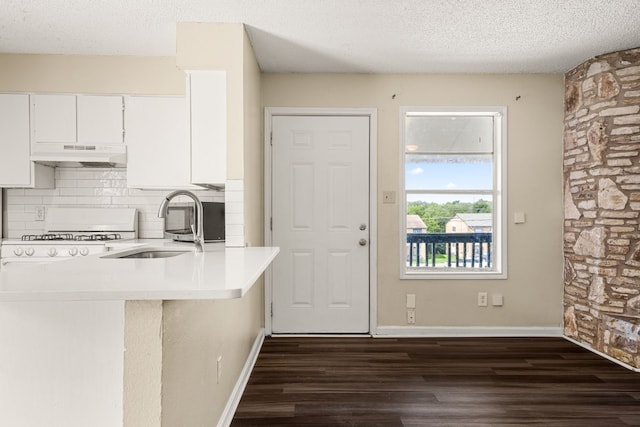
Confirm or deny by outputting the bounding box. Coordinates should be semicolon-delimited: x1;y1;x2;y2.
264;107;378;335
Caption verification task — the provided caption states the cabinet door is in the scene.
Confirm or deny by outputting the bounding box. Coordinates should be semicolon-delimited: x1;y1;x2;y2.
125;96;195;189
32;94;77;143
0;94;31;185
77;95;123;144
188;71;226;185
0;94;54;188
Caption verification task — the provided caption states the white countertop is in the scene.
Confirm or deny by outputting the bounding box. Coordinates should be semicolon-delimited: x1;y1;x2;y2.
0;240;279;301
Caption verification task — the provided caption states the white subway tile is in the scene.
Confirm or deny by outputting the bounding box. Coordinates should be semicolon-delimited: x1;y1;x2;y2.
74;197;112;205
6;204;25;212
5;189;25;196
41;196;77;205
56;170;96;180
127;188;165;196
77;179;108;188
225;213;244;225
23;189;59;196
5;166;245;240
7;212;35;221
7;222;26;230
225;191;243;203
225;236;245;248
110;196;155;205
23;221;47;230
10;196;43;205
225;179;243;191
59;188;95;196
94;187;128;196
226;224;244;237
225;201;244;214
55;179;78;188
94;170;126;180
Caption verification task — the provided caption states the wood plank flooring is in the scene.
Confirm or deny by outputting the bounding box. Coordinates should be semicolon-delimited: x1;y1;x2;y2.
231;337;640;426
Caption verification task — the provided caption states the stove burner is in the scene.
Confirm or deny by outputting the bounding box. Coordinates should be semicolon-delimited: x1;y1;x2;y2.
21;233;75;241
20;233;123;242
74;233;122;241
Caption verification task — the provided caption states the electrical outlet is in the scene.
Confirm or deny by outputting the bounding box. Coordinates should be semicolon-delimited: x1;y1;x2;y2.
407;310;416;324
478;292;488;307
35;206;45;221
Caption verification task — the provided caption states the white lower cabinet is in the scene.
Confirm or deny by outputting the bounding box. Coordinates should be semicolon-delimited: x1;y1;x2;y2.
0;93;53;188
0;301;125;427
124;95;198;189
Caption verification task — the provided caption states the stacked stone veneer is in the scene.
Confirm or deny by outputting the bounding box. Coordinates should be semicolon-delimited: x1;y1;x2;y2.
564;47;640;368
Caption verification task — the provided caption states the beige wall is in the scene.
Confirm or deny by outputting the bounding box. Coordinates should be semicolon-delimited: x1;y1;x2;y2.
0;53;184;94
161;284;264;427
262;73;565;329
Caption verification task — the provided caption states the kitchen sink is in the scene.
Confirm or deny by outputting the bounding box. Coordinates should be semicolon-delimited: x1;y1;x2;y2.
102;248;192;259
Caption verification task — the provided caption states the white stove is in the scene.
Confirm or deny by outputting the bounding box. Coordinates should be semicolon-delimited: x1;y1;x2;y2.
1;207;137;269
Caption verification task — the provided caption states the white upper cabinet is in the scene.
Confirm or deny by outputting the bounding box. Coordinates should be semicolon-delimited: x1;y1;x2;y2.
188;71;227;186
77;95;124;144
0;94;54;188
32;94;124;145
125;95;197;189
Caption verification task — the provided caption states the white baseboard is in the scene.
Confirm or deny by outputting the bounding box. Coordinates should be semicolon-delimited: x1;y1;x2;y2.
374;326;564;337
563;336;640;373
217;328;265;427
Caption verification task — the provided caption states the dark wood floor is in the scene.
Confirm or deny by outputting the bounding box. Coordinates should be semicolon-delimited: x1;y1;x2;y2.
231;336;640;426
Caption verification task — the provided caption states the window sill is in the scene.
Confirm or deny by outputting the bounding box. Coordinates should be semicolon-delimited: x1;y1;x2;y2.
401;270;507;280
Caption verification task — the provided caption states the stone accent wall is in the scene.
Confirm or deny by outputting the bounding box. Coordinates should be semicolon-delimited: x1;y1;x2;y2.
564;47;640;368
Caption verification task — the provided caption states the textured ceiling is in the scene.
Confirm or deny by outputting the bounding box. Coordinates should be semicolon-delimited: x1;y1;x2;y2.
2;0;640;73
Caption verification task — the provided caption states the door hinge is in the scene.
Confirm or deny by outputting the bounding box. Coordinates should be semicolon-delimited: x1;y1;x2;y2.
270;132;273;146
270;302;273;317
270;217;272;231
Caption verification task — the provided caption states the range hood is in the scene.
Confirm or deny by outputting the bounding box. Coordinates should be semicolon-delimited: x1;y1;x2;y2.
31;144;127;168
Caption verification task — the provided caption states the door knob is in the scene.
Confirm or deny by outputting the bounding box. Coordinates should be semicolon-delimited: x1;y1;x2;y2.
359;238;367;246
359;224;367;231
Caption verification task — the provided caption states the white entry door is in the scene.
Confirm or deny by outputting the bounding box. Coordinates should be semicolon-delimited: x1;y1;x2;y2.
270;115;370;333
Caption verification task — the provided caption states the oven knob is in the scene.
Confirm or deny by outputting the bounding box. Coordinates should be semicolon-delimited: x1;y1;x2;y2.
13;248;23;256
79;247;90;256
47;248;58;257
25;248;35;257
68;247;78;256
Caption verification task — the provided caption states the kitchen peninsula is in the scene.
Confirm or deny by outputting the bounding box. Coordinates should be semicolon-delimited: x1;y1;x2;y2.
0;241;279;427
0;241;279;301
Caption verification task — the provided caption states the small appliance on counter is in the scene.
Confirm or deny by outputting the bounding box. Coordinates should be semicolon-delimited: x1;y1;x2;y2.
163;201;225;243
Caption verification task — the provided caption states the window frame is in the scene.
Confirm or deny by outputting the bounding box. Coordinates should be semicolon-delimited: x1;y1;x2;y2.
399;106;507;280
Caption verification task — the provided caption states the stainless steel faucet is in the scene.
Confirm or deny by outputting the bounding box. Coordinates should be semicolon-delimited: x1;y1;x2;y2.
158;190;204;253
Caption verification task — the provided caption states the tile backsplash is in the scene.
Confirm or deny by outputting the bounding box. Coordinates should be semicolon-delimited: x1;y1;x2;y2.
3;167;241;242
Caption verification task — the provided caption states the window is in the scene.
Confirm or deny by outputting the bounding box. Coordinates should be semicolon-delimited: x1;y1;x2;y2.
400;107;506;279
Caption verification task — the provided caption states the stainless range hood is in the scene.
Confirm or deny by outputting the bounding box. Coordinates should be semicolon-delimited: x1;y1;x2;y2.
30;144;127;168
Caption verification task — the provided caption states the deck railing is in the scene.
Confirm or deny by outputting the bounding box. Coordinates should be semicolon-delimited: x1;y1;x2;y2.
406;232;493;268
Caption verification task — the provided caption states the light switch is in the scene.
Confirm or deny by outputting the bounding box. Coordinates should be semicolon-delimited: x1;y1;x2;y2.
514;212;526;224
492;294;504;306
406;293;416;308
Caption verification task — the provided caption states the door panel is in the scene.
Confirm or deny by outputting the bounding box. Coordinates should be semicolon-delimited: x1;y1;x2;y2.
271;115;370;333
